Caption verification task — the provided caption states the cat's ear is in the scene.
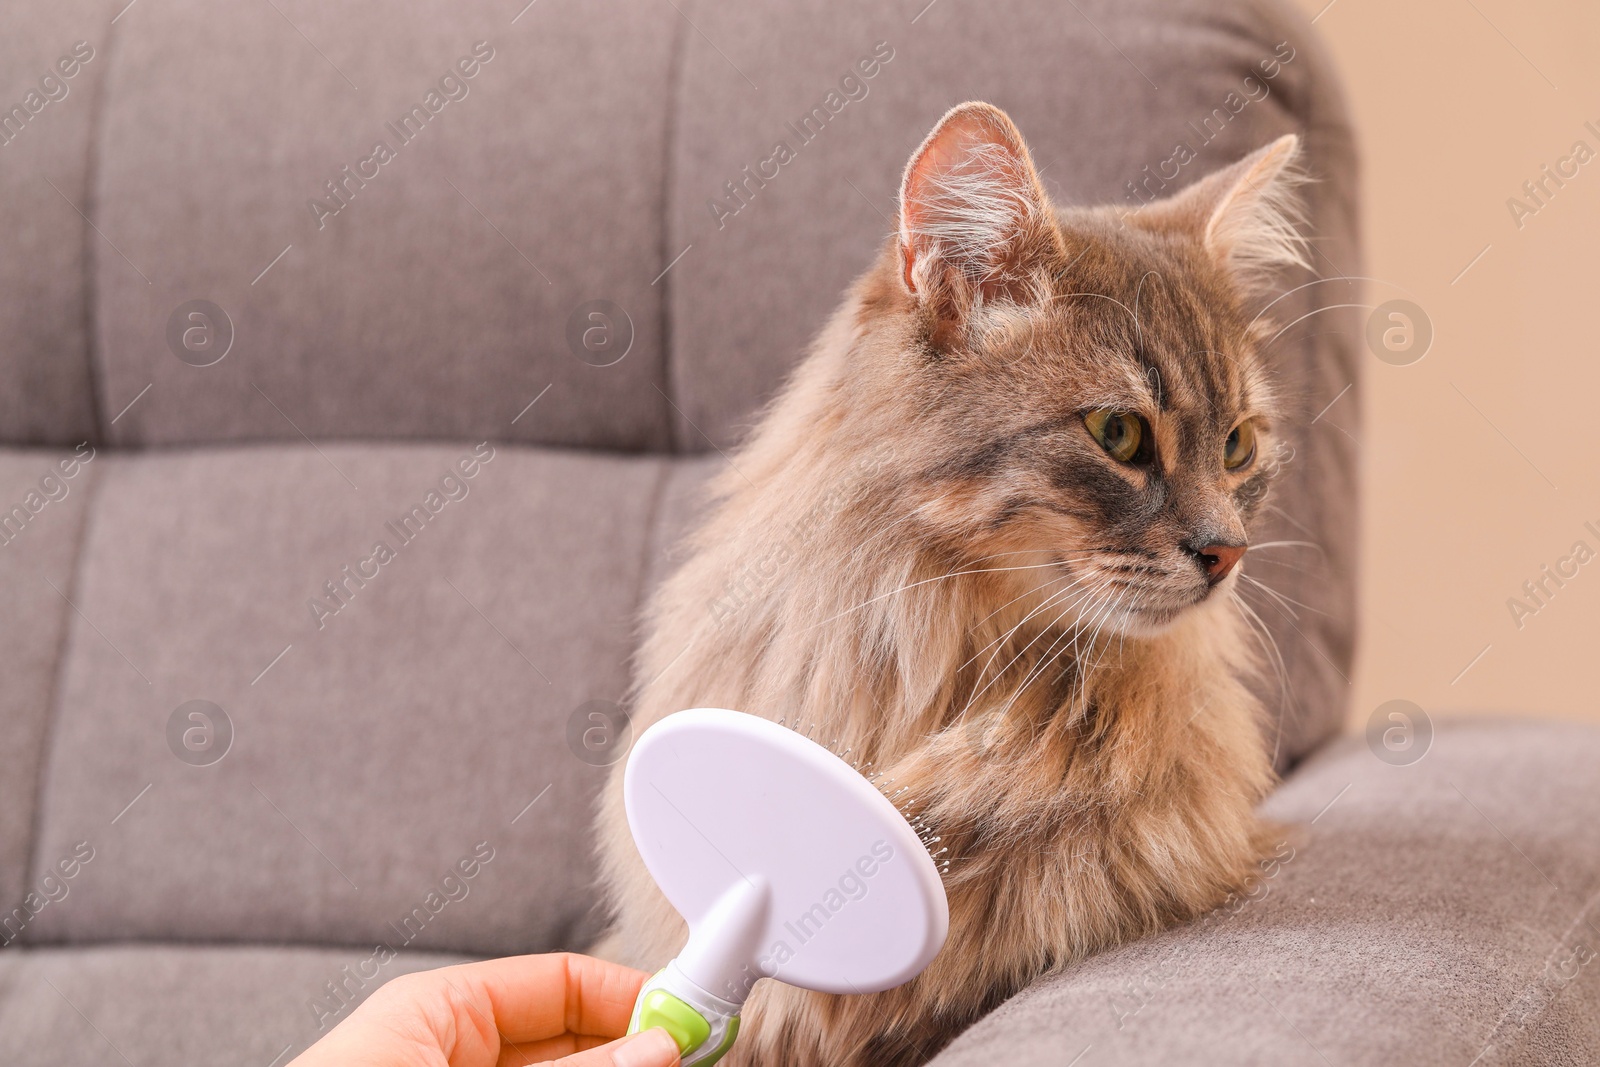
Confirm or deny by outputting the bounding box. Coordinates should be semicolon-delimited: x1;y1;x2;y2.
1153;134;1309;287
898;102;1061;308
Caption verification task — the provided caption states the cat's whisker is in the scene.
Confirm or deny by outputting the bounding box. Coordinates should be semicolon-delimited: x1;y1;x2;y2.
1047;289;1140;331
963;565;1087;633
1132;270;1162;351
956;596;1076;688
987;579;1113;724
964;547;1081;566
1064;613;1106;716
1246;555;1332;582
1230;592;1295;766
1073;585;1126;707
958;585;1083;711
1241;573;1329;620
1239;574;1299;621
993;591;1106;726
837;518;1028;588
1235;575;1312;633
1116;587;1136;665
1249;540;1324;554
1056;587;1101;710
955;569;1097;674
1243;273;1392;334
1091;585;1129;645
961;573;1114;724
1236;577;1346;693
1089;611;1126;694
957;575;1110;720
1047;581;1117;716
1262;503;1318;540
812;554;1099;631
1259;302;1374;350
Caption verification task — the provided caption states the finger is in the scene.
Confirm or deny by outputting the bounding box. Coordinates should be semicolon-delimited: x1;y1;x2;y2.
495;1033;607;1067
433;952;651;1044
498;1032;605;1063
543;1028;681;1067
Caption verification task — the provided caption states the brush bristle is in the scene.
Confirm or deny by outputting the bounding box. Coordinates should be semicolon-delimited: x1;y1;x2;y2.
776;717;952;875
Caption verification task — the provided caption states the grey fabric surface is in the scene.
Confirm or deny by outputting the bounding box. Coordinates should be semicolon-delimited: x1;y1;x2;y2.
0;3;104;445
928;719;1600;1067
25;444;665;955
0;944;466;1066
0;448;99;908
93;0;678;451
640;455;722;595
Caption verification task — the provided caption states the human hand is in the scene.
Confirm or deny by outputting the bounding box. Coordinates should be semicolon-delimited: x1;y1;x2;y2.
288;952;681;1067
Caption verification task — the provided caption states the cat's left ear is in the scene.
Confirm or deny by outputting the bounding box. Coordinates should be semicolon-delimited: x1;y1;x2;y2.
898;102;1063;310
1151;134;1309;287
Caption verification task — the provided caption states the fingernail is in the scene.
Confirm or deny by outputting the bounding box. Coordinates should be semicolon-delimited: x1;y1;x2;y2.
613;1027;681;1067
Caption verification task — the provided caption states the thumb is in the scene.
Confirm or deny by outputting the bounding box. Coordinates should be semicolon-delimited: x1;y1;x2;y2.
553;1027;682;1067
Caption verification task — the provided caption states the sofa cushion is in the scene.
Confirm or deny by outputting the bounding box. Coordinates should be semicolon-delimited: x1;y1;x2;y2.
0;446;100;911
927;719;1600;1067
0;3;103;445
89;0;680;453
0;944;465;1066
21;443;713;956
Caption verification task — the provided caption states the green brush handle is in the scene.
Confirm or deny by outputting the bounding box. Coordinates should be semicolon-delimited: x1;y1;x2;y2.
628;963;742;1066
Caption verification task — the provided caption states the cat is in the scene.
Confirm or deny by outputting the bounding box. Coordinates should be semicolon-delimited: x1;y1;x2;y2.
596;101;1307;1066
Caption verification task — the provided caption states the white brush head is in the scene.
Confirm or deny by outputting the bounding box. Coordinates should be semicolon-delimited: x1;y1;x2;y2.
624;708;949;1004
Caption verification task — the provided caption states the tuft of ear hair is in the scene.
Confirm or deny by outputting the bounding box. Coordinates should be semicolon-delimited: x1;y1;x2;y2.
1153;134;1310;288
898;102;1061;307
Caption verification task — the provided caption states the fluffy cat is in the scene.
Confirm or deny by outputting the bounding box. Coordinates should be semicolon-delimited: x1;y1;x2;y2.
596;101;1307;1066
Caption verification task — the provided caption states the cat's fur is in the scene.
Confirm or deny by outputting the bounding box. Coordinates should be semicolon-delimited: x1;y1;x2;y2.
596;102;1307;1066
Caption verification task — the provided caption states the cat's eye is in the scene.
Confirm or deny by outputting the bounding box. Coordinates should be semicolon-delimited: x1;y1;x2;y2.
1084;410;1149;464
1224;419;1257;470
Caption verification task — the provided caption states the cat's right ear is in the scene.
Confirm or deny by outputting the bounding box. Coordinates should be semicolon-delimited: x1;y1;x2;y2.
1143;134;1309;290
898;102;1061;312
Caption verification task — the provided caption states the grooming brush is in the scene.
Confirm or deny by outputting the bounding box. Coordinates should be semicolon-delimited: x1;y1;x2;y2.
623;708;950;1066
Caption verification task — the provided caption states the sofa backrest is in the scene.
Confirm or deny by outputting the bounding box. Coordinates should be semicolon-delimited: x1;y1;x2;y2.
1;1;1358;458
0;0;1361;961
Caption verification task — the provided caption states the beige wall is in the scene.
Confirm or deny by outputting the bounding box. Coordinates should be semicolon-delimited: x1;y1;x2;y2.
1291;0;1600;730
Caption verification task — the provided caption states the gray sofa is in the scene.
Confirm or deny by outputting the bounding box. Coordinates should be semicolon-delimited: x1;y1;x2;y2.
3;1;1596;1064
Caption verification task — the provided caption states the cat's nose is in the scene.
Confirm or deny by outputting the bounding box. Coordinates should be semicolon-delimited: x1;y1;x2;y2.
1185;542;1246;584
